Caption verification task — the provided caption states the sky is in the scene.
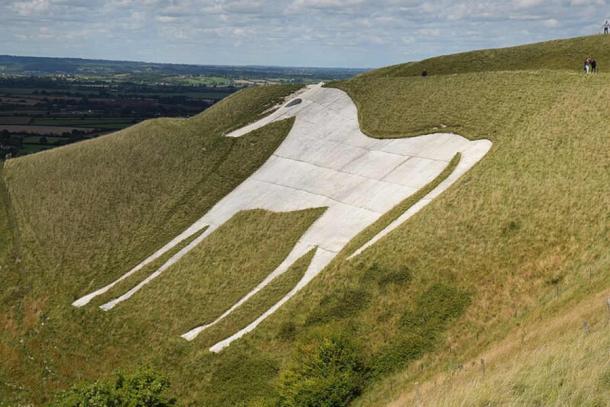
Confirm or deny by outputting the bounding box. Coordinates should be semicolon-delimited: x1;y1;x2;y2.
1;0;609;68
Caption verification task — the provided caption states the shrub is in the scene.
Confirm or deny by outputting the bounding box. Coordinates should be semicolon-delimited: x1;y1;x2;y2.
278;336;368;407
51;368;176;407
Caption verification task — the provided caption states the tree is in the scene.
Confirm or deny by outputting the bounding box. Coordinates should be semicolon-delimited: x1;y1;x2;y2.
51;368;177;407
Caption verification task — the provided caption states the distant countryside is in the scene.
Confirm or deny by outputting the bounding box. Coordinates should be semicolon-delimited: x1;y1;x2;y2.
0;55;366;158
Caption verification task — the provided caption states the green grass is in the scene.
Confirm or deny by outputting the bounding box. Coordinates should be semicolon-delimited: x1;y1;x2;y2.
370;282;470;377
4;85;298;295
0;207;323;405
113;208;323;342
362;35;610;78
2;36;610;407
391;291;610;406
193;249;315;348
0;166;18;304
0;165;28;402
0;84;301;404
329;70;609;406
182;69;606;405
89;227;208;308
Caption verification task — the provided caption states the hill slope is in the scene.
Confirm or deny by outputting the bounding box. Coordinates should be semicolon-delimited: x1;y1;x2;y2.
3;84;298;293
365;34;610;77
333;70;609;406
0;84;306;402
1;36;609;406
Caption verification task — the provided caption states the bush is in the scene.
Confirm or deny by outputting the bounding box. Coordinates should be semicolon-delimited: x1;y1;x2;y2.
51;368;176;407
278;336;368;407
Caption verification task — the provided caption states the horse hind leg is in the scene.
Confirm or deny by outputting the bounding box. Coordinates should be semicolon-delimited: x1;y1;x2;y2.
180;240;316;341
207;247;336;353
179;242;335;352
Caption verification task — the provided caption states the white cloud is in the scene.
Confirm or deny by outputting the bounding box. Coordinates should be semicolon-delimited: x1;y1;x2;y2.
1;0;609;68
156;15;177;23
11;0;50;16
543;18;560;27
513;0;546;8
569;0;605;5
286;0;366;13
417;28;441;36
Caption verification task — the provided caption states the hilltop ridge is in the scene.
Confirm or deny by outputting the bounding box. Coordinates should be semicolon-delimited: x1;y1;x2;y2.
364;35;610;77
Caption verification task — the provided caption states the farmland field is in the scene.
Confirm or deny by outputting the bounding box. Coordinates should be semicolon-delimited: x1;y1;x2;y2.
0;77;236;157
0;55;365;158
0;125;91;134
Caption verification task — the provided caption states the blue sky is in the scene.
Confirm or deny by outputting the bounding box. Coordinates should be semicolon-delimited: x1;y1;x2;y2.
1;0;609;68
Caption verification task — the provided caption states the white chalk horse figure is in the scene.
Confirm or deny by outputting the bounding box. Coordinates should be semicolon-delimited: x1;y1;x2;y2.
73;84;492;352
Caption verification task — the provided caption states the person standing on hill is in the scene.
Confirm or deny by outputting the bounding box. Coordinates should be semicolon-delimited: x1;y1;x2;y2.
604;20;610;34
591;59;598;73
584;57;591;74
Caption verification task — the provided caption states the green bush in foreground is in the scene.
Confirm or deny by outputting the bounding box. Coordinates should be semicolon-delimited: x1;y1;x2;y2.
51;369;176;407
278;336;368;407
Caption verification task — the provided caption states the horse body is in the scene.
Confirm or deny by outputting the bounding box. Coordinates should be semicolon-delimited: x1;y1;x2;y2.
73;84;492;352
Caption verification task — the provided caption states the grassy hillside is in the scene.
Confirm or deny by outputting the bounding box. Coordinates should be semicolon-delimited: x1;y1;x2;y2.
0;84;307;404
329;72;609;405
175;51;607;405
365;35;610;77
3;84;299;295
187;68;605;406
390;288;610;406
1;36;610;406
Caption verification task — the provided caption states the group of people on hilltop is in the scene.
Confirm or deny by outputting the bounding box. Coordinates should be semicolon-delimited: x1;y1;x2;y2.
584;20;610;73
582;20;610;73
584;57;598;74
